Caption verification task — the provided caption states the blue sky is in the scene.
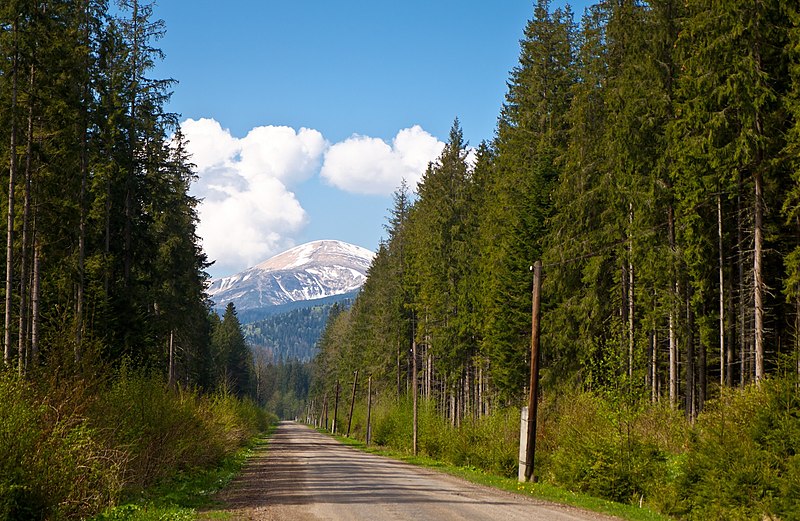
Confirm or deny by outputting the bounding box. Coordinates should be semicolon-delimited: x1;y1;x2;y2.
151;0;591;277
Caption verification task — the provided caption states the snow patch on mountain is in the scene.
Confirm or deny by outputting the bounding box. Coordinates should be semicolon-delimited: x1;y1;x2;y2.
207;240;375;311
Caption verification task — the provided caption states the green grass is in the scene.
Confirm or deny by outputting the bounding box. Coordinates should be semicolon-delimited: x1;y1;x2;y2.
92;426;276;521
326;430;673;521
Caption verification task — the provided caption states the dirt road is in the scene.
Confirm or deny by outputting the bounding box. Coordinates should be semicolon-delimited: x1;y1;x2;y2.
212;421;618;521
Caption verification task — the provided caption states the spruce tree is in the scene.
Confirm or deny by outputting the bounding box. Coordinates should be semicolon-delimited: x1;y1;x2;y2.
482;0;575;399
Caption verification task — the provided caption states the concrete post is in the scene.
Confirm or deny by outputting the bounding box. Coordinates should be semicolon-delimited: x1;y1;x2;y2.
518;406;529;482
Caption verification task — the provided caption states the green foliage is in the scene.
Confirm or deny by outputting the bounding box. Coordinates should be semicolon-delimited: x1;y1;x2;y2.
673;378;800;520
370;396;414;449
255;360;311;419
341;395;520;479
0;0;214;385
305;0;800;519
210;304;254;399
93;432;274;521
0;374;124;520
539;391;681;506
0;371;269;520
244;301;349;362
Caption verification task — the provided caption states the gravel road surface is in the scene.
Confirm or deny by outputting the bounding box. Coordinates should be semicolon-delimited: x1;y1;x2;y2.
212;421;619;521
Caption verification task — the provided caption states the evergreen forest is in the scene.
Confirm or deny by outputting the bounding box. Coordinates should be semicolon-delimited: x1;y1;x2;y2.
0;1;264;518
244;300;352;363
311;1;800;519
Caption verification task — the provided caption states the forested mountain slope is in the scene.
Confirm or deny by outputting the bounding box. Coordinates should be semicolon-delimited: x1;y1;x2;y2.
244;299;353;362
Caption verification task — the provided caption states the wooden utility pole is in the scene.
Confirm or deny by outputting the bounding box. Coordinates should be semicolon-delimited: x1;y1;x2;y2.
323;393;329;431
168;330;175;389
366;375;373;446
346;370;359;437
524;261;542;482
332;380;340;434
412;339;418;455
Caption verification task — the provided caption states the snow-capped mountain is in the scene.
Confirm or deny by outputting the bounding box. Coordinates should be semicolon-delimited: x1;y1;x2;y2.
207;240;375;313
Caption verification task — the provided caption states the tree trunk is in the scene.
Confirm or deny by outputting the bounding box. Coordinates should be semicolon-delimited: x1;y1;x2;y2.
753;25;766;385
449;390;456;428
478;363;483;418
412;339;418;455
464;363;471;422
699;334;707;414
628;203;635;380
124;0;140;287
622;261;629;365
18;63;35;376
346;370;358;437
668;205;678;407
738;172;747;387
31;238;40;366
332;380;340;434
718;193;725;386
76;0;91;358
396;342;402;399
5;24;19;366
754;170;765;383
651;330;658;402
168;330;175;388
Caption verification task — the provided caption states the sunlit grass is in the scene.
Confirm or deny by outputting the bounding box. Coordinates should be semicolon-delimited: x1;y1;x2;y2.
92;427;275;521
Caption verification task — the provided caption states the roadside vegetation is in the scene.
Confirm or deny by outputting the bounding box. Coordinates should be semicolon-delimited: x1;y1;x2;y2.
318;372;800;520
0;370;271;520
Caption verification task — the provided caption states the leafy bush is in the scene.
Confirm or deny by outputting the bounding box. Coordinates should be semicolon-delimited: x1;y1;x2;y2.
538;390;681;506
349;395;520;477
0;375;124;520
92;370;269;490
0;369;269;520
673;378;800;520
370;396;413;449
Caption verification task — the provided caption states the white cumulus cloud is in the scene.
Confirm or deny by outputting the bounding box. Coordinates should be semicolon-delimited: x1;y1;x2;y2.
181;118;326;275
180;119;447;277
320;126;445;195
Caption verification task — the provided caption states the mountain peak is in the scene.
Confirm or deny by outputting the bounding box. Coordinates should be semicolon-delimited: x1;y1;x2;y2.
255;240;374;271
207;240;375;314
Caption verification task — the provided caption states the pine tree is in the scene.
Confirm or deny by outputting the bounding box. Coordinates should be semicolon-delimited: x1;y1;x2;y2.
212;303;253;397
406;120;473;405
781;2;800;377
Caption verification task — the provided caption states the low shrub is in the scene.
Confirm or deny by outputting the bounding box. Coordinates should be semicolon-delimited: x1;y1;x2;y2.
539;390;683;506
0;375;124;520
672;378;800;520
370;396;413;449
343;394;520;477
0;369;270;520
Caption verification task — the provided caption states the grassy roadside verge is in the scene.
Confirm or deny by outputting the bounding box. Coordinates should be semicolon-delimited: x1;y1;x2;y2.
323;430;672;521
92;424;277;521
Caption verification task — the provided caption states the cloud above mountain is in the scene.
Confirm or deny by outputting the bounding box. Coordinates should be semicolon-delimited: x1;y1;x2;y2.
182;118;325;274
320;126;444;195
180;118;445;276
